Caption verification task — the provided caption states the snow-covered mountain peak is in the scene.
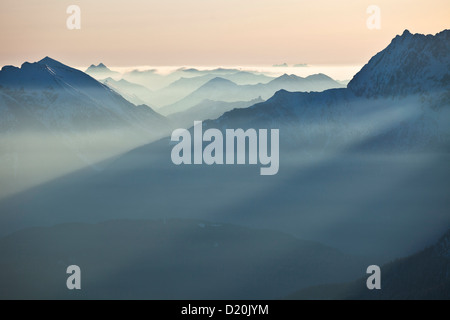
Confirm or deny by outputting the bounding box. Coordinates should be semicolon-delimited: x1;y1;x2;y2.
0;56;108;93
348;29;450;98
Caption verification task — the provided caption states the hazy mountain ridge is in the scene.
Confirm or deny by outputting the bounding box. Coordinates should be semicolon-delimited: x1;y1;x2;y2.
169;97;265;128
101;77;155;107
121;67;245;92
88;63;342;112
149;71;274;107
161;73;344;116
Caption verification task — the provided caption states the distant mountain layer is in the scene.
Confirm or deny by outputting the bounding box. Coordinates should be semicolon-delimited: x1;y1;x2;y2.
121;67;249;92
88;65;340;109
101;77;154;107
0;219;369;299
168;97;264;127
286;229;450;300
85;63;120;79
150;71;274;107
161;73;344;116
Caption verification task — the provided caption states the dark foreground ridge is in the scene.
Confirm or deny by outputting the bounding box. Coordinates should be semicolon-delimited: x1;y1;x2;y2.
0;219;369;299
286;229;450;300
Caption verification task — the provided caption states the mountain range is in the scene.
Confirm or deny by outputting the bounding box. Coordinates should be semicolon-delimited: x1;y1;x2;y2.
0;31;449;259
0;29;449;299
145;71;274;107
100;67;342;110
160;73;344;116
0;57;344;198
119;67;255;92
208;29;450;152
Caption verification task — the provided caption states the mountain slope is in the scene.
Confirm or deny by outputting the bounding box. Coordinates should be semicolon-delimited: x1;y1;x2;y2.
0;219;369;299
101;77;155;107
286;229;450;300
168;97;264;127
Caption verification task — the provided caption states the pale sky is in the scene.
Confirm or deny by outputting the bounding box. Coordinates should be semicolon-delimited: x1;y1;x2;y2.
0;0;449;68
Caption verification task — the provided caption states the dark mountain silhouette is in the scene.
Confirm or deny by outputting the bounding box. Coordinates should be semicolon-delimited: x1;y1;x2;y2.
0;219;369;299
286;229;450;300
